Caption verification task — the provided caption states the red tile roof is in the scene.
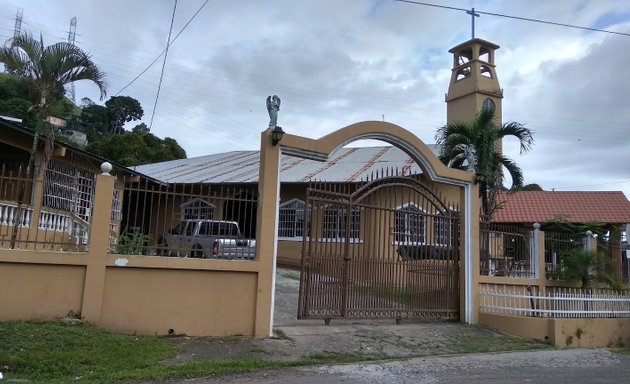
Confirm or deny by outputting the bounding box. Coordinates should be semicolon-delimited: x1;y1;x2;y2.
492;191;630;224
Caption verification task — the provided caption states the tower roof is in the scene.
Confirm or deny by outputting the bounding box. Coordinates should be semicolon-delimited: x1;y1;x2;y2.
449;38;500;53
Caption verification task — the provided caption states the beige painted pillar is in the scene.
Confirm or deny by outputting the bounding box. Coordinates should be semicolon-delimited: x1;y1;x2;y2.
81;163;115;325
253;129;281;338
535;224;546;281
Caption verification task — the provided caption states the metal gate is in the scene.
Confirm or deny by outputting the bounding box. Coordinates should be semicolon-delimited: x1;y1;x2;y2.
298;174;460;323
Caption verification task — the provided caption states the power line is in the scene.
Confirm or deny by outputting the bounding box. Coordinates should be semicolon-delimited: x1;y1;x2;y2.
149;0;177;131
555;179;630;190
394;0;630;37
115;0;210;96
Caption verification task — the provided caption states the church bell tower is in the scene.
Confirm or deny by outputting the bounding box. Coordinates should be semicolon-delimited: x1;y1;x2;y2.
445;38;504;150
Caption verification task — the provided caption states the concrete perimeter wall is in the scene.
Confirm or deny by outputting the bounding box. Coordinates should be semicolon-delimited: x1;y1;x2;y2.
0;166;276;338
0;253;260;336
480;313;630;348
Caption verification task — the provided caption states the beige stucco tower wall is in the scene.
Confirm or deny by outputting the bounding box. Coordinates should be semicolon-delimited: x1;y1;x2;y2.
445;38;504;153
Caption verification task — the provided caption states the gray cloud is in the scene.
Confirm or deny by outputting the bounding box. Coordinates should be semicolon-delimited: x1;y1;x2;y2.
1;0;629;197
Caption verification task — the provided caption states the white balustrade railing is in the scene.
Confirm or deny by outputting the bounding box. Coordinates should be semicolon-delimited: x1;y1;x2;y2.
480;285;630;318
0;202;89;243
0;202;32;228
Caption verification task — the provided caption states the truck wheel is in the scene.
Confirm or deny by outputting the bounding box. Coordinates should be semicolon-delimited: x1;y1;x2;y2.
190;244;204;258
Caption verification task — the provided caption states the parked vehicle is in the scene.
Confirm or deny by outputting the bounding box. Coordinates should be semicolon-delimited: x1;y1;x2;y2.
159;219;256;260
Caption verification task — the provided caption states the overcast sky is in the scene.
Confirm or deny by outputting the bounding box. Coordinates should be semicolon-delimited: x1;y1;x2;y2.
1;0;629;198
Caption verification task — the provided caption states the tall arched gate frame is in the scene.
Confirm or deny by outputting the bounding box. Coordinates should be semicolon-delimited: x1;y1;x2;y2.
255;122;480;336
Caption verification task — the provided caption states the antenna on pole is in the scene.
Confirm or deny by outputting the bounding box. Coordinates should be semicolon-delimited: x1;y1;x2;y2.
67;17;77;103
13;8;23;39
4;8;23;73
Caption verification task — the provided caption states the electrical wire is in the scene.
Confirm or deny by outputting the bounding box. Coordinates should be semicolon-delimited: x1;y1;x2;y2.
554;179;630;190
394;0;630;37
114;0;210;96
149;0;177;131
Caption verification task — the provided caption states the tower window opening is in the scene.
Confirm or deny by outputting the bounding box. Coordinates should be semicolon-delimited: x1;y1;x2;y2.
480;65;493;78
456;65;471;81
454;48;472;67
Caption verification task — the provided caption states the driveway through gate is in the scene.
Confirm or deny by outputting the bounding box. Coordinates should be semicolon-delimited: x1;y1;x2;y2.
297;173;460;323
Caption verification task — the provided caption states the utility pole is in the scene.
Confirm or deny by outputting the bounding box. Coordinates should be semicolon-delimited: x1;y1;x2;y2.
67;17;77;103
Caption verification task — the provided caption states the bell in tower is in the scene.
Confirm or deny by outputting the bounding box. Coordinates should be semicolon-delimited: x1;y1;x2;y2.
445;38;503;126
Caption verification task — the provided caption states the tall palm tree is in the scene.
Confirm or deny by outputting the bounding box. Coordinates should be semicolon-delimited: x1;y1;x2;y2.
435;107;533;219
0;32;107;170
0;33;106;248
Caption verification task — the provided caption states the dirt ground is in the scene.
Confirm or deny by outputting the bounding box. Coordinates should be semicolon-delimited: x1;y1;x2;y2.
160;268;538;365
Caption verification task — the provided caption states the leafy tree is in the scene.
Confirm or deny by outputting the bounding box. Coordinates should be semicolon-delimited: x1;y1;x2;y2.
0;73;35;102
105;95;143;134
86;130;186;166
0;32;107;170
0;72;76;123
435;107;534;219
162;137;186;159
0;97;38;127
132;122;149;134
66;103;109;142
541;218;605;238
518;183;543;191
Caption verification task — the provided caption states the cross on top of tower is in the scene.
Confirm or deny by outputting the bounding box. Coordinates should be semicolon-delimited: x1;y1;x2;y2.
466;7;480;39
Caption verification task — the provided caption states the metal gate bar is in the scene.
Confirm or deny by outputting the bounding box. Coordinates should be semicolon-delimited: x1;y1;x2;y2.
298;174;460;322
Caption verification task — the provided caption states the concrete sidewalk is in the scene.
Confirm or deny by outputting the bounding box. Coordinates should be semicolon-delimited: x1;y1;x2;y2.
163;268;547;365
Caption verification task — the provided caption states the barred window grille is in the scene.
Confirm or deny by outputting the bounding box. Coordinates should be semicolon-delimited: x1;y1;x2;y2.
434;210;457;246
110;178;122;234
394;204;426;244
323;204;360;240
181;198;214;220
278;198;309;238
43;160;95;223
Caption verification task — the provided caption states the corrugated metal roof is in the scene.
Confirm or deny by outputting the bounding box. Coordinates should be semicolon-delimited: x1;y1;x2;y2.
132;145;441;184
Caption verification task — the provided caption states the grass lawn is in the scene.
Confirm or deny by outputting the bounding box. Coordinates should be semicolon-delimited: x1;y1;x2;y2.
0;320;551;383
0;321;329;383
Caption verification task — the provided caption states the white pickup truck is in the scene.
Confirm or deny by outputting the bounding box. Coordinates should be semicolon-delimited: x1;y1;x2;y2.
159;219;256;260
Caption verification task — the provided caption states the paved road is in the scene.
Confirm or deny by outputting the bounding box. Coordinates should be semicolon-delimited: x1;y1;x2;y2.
186;349;630;384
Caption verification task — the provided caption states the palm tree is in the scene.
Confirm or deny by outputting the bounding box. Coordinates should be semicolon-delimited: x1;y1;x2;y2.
0;33;106;248
435;107;533;219
562;249;615;290
0;32;107;170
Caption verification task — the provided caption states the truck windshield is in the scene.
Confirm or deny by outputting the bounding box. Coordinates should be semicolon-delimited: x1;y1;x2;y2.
212;222;238;237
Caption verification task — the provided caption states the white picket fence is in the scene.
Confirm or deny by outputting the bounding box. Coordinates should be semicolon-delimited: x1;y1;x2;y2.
480;285;630;318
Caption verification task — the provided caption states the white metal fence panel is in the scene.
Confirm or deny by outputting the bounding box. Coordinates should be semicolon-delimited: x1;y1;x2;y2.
480;285;630;318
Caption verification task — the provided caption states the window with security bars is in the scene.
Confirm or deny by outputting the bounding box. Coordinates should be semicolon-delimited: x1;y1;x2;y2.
434;211;457;246
110;179;123;237
42;160;95;223
394;204;426;244
181;198;214;220
278;199;309;238
323;204;360;240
